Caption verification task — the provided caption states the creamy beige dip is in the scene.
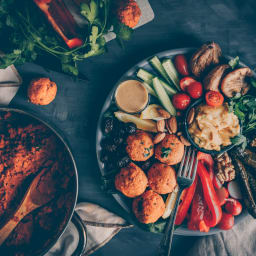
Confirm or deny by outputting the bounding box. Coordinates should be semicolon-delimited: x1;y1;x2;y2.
115;80;148;113
189;103;240;151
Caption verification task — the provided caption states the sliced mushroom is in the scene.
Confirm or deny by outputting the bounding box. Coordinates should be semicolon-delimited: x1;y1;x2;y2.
190;42;222;77
221;67;252;98
203;64;229;91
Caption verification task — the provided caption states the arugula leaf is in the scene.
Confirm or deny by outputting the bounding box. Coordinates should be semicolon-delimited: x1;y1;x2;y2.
251;77;256;88
234;103;246;120
231;134;247;150
228;56;239;69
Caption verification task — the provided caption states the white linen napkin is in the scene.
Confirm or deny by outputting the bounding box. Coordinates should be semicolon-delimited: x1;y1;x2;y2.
0;65;22;105
46;202;133;256
186;214;256;256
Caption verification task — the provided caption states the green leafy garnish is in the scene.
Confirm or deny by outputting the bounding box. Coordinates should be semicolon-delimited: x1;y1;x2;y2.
144;145;153;157
230;95;256;134
161;147;172;158
81;1;98;24
231;134;247;150
0;0;135;76
228;56;239;69
251;77;256;89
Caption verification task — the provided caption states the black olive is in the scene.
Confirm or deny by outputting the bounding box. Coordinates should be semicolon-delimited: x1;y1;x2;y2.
106;143;118;153
102;117;114;134
101;138;118;153
113;136;124;146
125;123;137;135
100;151;109;163
105;161;115;171
140;159;152;171
117;156;131;169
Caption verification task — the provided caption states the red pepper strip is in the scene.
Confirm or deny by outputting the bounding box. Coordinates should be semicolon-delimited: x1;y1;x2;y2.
197;162;222;227
197;152;214;181
187;179;210;232
175;175;198;225
66;38;83;49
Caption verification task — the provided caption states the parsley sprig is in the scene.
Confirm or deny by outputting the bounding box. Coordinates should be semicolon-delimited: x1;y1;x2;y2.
161;147;172;158
0;0;133;76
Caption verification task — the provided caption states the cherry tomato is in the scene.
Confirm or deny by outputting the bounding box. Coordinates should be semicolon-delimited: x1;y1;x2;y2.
205;91;224;107
180;77;197;91
174;55;189;76
218;212;234;230
216;187;229;206
187;82;203;99
225;198;242;216
172;93;191;110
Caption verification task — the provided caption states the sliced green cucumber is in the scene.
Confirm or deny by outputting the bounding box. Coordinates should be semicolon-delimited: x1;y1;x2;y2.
162;59;180;90
137;68;154;83
142;82;157;97
149;56;172;84
152;77;176;116
137;68;177;96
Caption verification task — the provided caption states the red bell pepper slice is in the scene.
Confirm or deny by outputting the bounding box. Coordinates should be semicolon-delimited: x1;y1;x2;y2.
66;38;83;49
187;179;210;232
197;152;214;181
197;162;222;227
175;175;198;225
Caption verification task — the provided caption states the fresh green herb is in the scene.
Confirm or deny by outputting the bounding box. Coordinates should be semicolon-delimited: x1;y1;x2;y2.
228;56;239;69
231;134;247;150
251;77;256;89
161;147;172;158
230;95;256;134
0;0;134;76
144;146;153;157
144;220;167;233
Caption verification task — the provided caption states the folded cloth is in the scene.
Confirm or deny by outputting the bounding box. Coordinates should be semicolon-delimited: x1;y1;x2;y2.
46;202;133;256
0;65;22;105
186;214;256;256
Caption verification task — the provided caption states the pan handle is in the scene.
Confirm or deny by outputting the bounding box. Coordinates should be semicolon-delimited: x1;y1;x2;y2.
71;211;87;256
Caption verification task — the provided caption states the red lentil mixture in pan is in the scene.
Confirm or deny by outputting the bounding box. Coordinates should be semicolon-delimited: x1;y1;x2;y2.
0;111;75;256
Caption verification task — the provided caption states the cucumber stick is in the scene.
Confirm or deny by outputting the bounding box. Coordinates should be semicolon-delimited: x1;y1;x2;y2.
137;68;177;96
137;68;154;82
149;56;172;84
152;77;176;116
162;59;180;90
142;82;157;97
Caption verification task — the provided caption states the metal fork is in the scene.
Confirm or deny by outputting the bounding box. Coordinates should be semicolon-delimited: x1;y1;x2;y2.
159;146;198;256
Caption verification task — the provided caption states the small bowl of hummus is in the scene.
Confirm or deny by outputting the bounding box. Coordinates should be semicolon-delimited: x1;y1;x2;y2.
184;99;241;154
114;80;149;114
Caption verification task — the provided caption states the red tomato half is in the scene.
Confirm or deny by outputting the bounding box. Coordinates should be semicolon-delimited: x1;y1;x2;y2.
205;91;224;107
187;82;203;99
225;199;242;216
218;212;234;230
174;55;189;76
172;93;191;110
180;77;197;91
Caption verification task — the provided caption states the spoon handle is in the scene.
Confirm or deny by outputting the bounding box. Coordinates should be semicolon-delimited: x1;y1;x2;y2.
0;199;37;246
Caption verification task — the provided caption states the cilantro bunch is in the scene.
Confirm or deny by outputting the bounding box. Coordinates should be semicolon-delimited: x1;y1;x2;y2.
0;0;133;76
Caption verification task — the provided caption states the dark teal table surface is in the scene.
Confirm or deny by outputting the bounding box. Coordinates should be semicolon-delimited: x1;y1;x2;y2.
11;0;256;255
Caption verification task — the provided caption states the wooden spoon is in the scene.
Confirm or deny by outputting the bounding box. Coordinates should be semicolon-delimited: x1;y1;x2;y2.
0;168;55;246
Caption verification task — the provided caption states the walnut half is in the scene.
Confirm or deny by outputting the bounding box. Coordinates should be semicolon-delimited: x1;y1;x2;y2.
215;152;235;184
